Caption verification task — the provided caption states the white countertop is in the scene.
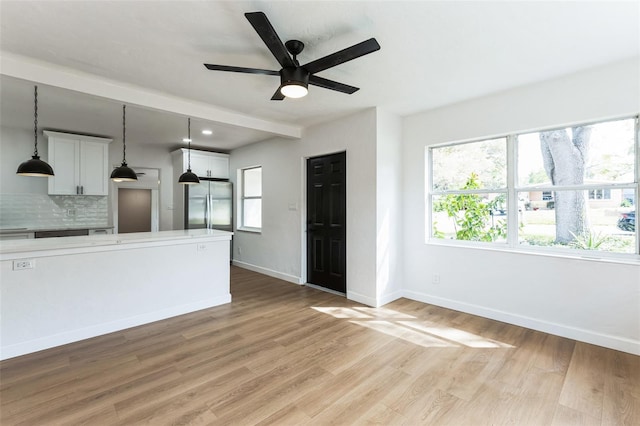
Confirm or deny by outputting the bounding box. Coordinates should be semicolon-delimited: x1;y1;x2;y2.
0;229;232;259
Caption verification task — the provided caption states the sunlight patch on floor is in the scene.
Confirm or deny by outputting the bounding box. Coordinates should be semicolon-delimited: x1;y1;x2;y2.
399;321;514;348
352;306;416;319
351;320;454;347
312;307;371;319
312;306;514;349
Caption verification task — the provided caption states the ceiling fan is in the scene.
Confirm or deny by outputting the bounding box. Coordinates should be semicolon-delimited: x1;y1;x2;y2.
204;11;381;100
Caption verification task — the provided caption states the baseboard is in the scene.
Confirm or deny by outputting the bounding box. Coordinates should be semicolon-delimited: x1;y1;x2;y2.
379;290;404;307
402;290;640;356
347;290;378;307
346;289;403;308
0;295;232;361
232;260;303;284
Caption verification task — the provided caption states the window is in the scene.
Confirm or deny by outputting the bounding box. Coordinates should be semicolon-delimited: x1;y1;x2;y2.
588;189;611;200
239;166;262;230
427;117;638;257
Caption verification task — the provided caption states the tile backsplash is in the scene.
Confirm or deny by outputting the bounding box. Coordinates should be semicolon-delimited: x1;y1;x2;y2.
0;194;109;229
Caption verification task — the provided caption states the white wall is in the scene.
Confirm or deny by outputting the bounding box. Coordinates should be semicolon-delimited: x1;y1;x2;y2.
302;109;379;305
376;109;404;305
230;137;303;282
402;58;640;354
230;109;386;305
230;108;405;307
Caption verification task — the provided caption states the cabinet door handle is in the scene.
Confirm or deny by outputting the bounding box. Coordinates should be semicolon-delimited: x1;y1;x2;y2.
81;186;84;195
76;185;79;195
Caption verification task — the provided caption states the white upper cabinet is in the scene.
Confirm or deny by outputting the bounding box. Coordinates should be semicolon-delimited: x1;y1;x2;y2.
173;149;229;179
45;131;112;195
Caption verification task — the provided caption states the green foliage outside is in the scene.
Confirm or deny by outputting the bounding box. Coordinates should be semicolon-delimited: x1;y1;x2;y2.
521;233;632;252
569;231;608;250
433;173;507;242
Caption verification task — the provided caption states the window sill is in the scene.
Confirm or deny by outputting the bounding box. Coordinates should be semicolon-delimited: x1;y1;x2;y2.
237;227;261;234
426;238;640;266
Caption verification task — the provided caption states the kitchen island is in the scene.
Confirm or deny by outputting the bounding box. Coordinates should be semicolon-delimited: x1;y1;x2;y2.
0;229;232;360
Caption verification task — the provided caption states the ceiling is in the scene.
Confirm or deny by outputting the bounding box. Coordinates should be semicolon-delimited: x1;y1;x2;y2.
1;1;638;151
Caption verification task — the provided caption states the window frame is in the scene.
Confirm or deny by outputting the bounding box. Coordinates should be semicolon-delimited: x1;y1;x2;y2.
426;115;640;262
238;165;262;232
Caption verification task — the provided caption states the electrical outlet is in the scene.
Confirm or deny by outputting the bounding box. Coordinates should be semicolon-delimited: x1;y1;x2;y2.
13;259;35;270
197;244;207;251
66;208;77;217
432;273;440;285
237;246;242;254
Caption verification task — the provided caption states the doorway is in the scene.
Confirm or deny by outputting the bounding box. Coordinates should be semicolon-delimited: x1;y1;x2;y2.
112;167;160;233
118;188;152;233
306;152;346;294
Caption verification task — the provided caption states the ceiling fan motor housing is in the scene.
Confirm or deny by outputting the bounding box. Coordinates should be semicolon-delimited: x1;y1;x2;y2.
279;67;309;88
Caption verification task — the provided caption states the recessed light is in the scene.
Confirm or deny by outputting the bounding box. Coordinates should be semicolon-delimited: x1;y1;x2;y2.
182;138;192;143
201;129;213;135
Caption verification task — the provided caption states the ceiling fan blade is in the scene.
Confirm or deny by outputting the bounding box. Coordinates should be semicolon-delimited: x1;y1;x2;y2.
245;12;295;68
303;38;381;75
204;64;279;76
309;75;359;94
271;89;285;101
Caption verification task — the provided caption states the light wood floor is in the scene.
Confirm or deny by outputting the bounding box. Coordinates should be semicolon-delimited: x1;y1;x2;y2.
1;266;638;425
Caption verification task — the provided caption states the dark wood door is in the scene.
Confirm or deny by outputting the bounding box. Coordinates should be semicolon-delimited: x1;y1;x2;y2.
307;152;346;293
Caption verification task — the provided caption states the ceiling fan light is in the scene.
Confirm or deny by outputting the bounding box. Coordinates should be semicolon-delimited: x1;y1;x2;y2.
279;67;309;99
178;169;200;185
110;162;138;182
280;83;308;98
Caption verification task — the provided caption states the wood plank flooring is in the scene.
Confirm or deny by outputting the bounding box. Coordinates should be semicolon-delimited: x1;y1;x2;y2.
1;266;638;425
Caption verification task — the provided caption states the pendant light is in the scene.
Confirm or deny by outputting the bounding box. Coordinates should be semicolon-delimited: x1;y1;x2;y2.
110;105;137;182
16;85;55;177
178;117;200;185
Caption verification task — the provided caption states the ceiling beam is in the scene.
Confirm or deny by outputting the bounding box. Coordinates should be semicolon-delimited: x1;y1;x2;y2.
0;52;302;139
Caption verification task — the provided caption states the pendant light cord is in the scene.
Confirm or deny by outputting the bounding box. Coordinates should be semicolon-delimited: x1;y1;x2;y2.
187;117;192;169
122;105;127;164
33;86;39;157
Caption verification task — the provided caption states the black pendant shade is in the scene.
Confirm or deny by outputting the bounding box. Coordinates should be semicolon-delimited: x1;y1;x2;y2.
111;105;137;182
17;85;54;177
179;117;200;185
178;169;200;185
17;155;55;177
110;161;138;182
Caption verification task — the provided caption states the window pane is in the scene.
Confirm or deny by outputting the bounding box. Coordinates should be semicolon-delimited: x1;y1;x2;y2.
432;138;506;190
243;199;261;228
519;189;636;254
244;167;262;197
432;193;508;242
517;118;636;187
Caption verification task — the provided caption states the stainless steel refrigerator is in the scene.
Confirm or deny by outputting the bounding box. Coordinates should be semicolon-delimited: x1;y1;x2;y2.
184;179;233;233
